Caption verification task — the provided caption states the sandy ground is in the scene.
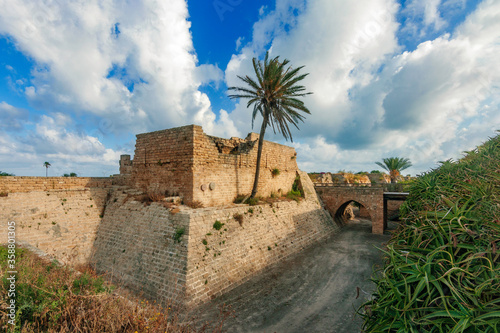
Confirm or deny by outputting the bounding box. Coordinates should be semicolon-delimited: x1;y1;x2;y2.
191;218;395;333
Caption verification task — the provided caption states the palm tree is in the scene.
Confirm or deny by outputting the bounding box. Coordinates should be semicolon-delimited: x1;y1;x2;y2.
228;51;312;198
375;157;412;183
43;161;51;177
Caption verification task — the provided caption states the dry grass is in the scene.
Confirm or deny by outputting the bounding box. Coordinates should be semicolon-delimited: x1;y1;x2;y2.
0;246;230;332
233;213;244;226
136;191;166;206
185;200;204;209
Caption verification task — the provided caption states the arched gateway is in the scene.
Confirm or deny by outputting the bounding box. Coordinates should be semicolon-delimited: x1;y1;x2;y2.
315;185;385;234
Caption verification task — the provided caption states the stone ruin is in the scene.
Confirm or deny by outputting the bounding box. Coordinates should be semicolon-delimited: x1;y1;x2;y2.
119;125;299;207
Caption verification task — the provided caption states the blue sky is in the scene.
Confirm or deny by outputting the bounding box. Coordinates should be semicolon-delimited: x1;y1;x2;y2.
0;0;498;177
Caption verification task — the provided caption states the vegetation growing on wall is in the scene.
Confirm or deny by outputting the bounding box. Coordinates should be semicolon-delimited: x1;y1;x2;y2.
359;134;500;332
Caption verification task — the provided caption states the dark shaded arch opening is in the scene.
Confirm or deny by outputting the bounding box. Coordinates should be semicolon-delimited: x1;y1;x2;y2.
334;200;372;226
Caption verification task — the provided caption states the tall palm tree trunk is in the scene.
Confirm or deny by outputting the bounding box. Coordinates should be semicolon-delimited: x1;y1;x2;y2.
46;168;48;177
250;115;268;198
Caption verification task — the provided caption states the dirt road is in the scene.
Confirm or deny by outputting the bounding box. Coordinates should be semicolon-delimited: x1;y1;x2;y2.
192;218;393;333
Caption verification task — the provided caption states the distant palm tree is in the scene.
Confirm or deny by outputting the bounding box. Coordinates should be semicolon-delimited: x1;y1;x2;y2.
228;51;312;198
375;157;412;183
43;161;51;177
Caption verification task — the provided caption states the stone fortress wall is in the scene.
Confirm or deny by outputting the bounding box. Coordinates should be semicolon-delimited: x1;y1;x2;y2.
91;178;336;307
0;177;116;264
0;125;339;308
124;125;298;207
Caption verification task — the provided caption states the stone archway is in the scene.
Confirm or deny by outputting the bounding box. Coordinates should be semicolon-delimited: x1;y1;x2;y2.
315;186;385;234
333;200;372;226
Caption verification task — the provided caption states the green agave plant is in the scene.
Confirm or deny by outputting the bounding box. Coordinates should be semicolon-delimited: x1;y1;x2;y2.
359;134;500;332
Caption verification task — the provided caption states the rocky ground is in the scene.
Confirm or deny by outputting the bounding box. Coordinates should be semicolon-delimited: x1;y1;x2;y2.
191;218;396;333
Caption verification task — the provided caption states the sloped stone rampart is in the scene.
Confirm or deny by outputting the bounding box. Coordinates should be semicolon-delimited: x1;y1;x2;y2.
90;188;337;307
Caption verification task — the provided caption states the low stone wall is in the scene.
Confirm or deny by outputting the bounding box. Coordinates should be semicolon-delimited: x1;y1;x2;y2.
0;176;115;193
0;177;111;264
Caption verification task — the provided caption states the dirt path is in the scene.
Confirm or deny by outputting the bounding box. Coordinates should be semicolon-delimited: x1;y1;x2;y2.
192;218;393;333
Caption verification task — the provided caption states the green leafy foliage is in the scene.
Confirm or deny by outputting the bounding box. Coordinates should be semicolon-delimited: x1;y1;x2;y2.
360;134;500;332
213;221;224;231
247;197;259;206
173;227;185;243
63;173;78;177
233;194;248;204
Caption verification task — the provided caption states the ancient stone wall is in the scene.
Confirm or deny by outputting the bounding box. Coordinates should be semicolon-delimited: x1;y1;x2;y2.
184;198;336;306
192;126;298;207
128;125;299;207
88;172;336;307
0;176;114;193
131;125;195;202
315;186;385;234
119;155;133;175
0;177;111;264
1;173;338;308
90;187;336;307
91;190;191;304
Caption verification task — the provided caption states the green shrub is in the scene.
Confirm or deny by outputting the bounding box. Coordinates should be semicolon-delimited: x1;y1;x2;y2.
286;190;301;202
213;220;224;230
271;168;280;176
359;134;500;332
173;227;185;243
233;194;247;204
247;197;259;206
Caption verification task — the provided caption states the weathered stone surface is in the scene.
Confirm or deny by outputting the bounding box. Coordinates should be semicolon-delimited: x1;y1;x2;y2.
128;125;299;207
1;173;338;309
315;186;385;234
0;177;113;264
90;186;337;307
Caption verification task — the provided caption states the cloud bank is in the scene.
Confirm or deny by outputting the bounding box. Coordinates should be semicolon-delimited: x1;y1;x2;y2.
225;0;500;174
0;0;498;176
